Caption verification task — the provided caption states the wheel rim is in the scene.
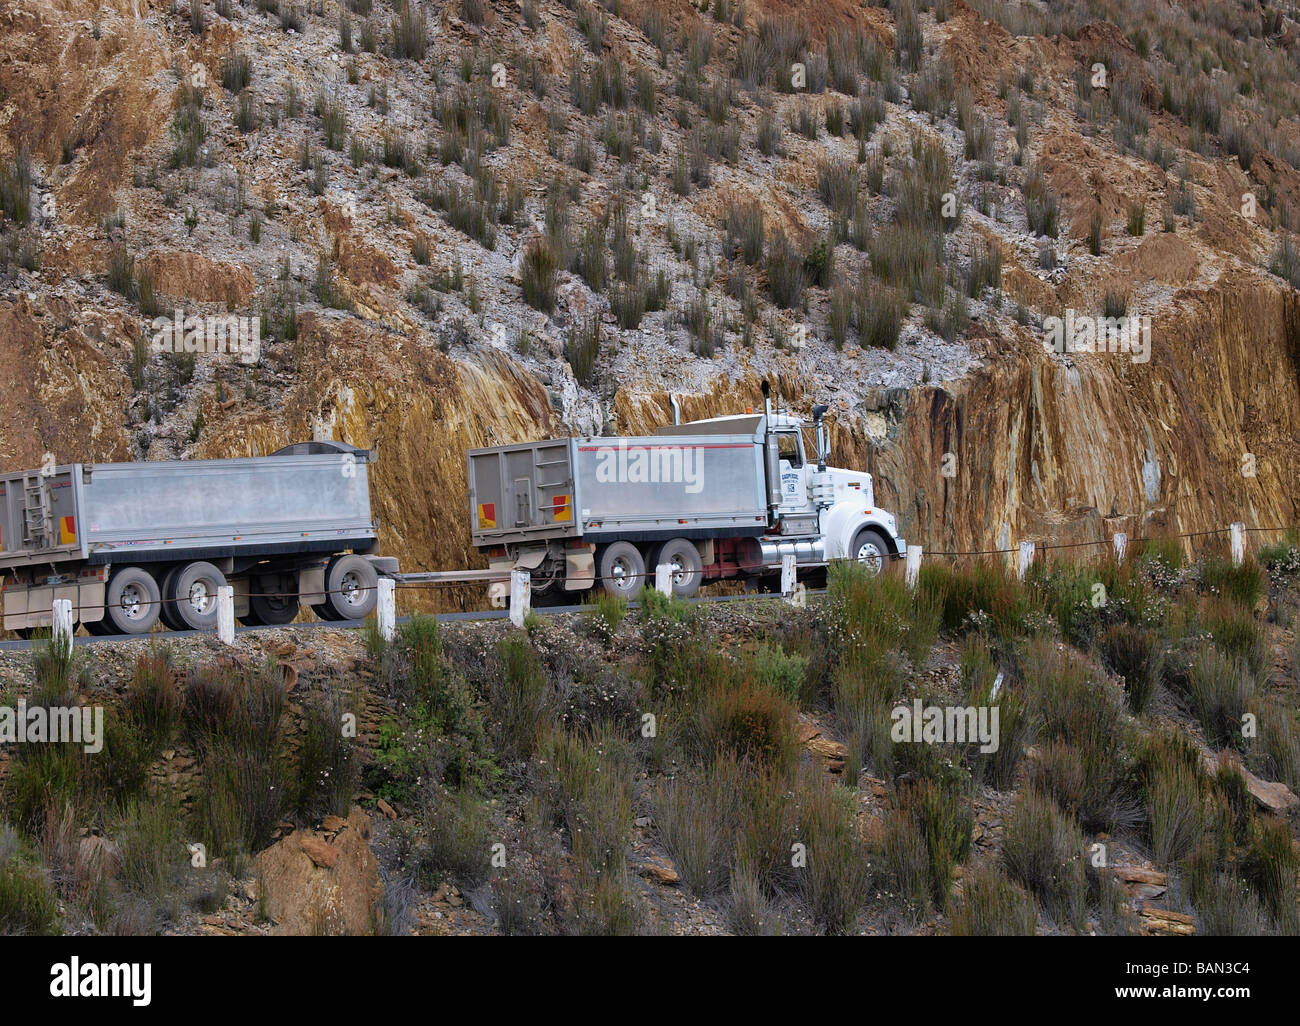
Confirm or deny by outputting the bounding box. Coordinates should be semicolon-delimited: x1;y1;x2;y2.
856;541;884;574
120;583;145;620
188;579;214;614
610;556;635;592
340;570;363;609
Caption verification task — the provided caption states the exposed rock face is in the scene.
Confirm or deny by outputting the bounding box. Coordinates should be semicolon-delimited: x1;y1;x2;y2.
254;806;381;936
3;0;1299;581
859;277;1300;553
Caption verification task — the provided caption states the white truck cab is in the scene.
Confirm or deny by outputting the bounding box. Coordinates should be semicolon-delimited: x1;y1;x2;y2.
764;402;902;574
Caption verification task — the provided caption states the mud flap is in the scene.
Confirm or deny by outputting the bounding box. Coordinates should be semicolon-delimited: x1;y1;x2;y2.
564;548;595;590
299;564;326;607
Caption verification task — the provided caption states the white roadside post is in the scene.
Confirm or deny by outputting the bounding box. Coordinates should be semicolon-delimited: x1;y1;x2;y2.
509;569;531;628
1113;532;1128;564
216;585;235;645
377;577;396;642
51;598;74;657
905;544;923;590
1230;521;1246;567
781;554;806;607
655;563;673;596
1017;540;1035;581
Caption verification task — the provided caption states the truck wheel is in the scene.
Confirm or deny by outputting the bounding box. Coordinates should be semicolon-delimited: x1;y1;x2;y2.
319;554;378;621
242;575;301;626
104;566;163;635
167;561;227;631
598;542;646;600
245;592;301;626
851;529;892;576
158;566;186;630
652;537;704;598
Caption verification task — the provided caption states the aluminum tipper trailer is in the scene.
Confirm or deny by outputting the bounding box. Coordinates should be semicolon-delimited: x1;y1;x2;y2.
0;441;396;634
467;389;904;599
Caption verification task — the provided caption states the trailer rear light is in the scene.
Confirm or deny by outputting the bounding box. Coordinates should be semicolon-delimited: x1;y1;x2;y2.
488;547;507;558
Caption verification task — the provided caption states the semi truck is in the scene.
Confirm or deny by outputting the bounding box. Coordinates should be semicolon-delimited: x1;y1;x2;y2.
466;384;905;599
0;441;396;635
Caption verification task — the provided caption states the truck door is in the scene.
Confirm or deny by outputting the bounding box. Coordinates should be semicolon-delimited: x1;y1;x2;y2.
775;431;810;514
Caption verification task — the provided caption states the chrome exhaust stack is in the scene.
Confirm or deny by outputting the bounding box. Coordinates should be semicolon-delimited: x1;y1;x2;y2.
812;404;828;472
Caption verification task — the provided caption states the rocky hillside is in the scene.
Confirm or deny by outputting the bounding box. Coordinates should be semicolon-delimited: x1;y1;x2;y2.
2;551;1299;936
3;0;1300;585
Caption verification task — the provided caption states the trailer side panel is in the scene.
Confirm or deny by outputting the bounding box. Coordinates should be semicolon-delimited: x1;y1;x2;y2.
0;452;376;569
574;433;768;539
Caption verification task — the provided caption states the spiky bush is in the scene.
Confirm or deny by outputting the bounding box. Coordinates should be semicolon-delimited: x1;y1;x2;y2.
791;773;869;934
1182;643;1255;748
898;777;973;905
1099;623;1163;715
124;646;182;752
0;835;61;936
1020;637;1135;833
295;687;361;820
521;236;559;312
948;863;1037;936
489;635;554;758
390;1;428;59
1241;817;1300;932
1001;787;1088;930
723;198;764;265
765;231;804;308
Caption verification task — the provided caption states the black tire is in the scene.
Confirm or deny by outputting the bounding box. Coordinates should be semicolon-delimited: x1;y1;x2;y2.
104;566;163;634
850;529;893;576
650;537;704;598
598;541;646;600
242;576;301;626
320;554;378;621
82;616;114;636
158;566;187;630
311;599;345;622
166;561;227;631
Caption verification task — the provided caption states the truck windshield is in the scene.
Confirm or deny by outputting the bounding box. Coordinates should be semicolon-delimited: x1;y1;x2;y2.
777;433;802;467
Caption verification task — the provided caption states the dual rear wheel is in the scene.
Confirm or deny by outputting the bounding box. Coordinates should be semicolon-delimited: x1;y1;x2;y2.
96;561;304;635
598;537;703;600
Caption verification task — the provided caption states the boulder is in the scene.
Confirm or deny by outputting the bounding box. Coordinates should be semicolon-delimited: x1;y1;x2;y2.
254;807;381;935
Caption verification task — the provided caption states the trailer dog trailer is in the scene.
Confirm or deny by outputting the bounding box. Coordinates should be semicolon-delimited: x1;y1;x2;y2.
0;441;396;635
467;384;904;599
